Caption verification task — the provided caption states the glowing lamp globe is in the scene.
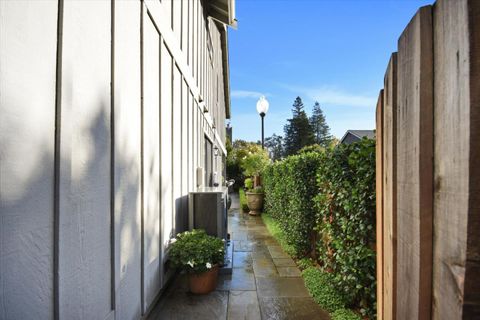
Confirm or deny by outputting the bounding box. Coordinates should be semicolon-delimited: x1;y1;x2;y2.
256;96;269;116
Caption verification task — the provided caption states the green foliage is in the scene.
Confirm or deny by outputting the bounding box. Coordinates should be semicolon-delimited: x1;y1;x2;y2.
239;147;270;177
239;189;249;212
262;138;376;317
297;257;315;270
169;229;225;274
298;144;325;154
261;212;296;257
310;101;332;148
302;267;347;312
265;134;284;161
244;178;254;190
284;97;316;156
226;138;245;190
315;138;376;317
227;139;266;190
331;309;362;320
263;151;323;258
250;186;264;194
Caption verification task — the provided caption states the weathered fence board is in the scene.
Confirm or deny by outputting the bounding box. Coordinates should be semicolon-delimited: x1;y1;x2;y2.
433;0;480;318
396;5;433;319
383;54;397;320
376;89;384;320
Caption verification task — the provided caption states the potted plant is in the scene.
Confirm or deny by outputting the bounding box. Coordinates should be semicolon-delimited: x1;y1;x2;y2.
240;148;270;216
245;185;264;216
169;229;225;294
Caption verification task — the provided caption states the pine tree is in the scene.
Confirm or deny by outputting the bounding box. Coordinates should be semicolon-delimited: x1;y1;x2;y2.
265;134;284;161
309;101;332;147
283;97;315;156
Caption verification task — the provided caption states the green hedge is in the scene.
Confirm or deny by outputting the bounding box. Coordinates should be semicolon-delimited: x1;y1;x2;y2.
302;267;347;313
263;152;322;258
262;138;376;317
315;139;376;317
331;309;362;320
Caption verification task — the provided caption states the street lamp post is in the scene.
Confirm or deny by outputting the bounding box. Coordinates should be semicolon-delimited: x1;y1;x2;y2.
256;96;269;149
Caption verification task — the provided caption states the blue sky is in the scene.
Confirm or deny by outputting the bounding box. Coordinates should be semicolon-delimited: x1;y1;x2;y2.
228;0;433;141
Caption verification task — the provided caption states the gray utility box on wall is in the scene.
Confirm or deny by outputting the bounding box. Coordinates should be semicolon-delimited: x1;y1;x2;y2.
188;186;228;240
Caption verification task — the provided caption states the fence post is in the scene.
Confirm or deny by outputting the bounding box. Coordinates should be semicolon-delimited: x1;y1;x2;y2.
383;53;398;320
396;6;434;319
376;89;385;320
432;0;480;317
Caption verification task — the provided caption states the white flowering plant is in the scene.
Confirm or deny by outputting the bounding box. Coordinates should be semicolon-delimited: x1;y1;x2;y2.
168;229;225;274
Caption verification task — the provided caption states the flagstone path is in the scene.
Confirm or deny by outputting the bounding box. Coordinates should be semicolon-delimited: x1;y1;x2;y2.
148;193;330;320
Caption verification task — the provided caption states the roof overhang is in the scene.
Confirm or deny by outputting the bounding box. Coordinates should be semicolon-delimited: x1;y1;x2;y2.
217;23;231;119
207;0;238;29
207;0;236;120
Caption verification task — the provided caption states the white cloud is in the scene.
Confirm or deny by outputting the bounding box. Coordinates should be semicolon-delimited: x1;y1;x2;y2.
231;90;267;99
283;85;376;108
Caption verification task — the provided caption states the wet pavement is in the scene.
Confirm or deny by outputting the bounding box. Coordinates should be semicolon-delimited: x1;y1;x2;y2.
148;193;330;320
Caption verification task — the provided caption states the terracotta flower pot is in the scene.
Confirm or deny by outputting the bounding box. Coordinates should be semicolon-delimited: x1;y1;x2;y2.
246;192;264;216
188;265;219;294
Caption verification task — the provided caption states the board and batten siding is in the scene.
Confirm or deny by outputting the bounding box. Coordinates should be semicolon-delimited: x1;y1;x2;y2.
0;0;232;319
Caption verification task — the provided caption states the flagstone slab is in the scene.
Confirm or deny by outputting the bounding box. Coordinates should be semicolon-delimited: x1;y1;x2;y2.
150;290;228;320
273;258;296;267
233;251;253;269
217;267;256;291
268;246;290;259
277;266;302;277
256;277;309;297
253;257;278;278
227;291;261;320
258;297;331;320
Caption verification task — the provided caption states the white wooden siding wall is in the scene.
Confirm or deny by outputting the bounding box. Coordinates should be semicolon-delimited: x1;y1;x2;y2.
142;11;161;312
0;2;57;319
1;0;229;319
113;1;142;319
58;2;112;319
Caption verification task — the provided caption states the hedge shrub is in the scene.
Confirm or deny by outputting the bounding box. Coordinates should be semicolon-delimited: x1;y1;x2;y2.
262;138;376;317
315;139;376;317
331;309;362;320
302;267;347;312
263;152;322;258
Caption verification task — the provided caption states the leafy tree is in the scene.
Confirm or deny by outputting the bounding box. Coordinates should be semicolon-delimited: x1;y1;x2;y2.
265;134;284;161
283;97;315;156
227;139;269;189
310;101;332;147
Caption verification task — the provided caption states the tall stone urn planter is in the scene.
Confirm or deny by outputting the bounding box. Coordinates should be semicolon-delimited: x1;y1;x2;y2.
246;192;264;216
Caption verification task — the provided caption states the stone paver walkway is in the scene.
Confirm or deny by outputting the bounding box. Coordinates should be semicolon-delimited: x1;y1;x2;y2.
148;193;330;320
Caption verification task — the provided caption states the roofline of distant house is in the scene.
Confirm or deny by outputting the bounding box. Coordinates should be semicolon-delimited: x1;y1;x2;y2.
339;130;372;144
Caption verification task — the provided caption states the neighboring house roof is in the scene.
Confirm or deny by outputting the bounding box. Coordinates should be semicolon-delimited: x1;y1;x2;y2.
340;130;376;144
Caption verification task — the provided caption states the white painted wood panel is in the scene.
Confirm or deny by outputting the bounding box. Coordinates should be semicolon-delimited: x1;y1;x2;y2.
0;2;57;318
181;80;189;230
113;1;142;319
172;0;182;47
161;43;174;247
142;13;161;313
172;66;182;234
182;0;189;54
58;1;112;319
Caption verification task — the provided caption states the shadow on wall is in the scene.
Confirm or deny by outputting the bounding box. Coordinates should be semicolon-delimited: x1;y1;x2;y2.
1;97;136;318
2;87;193;318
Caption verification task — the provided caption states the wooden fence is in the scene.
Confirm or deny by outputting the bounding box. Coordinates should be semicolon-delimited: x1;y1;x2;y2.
376;0;480;319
